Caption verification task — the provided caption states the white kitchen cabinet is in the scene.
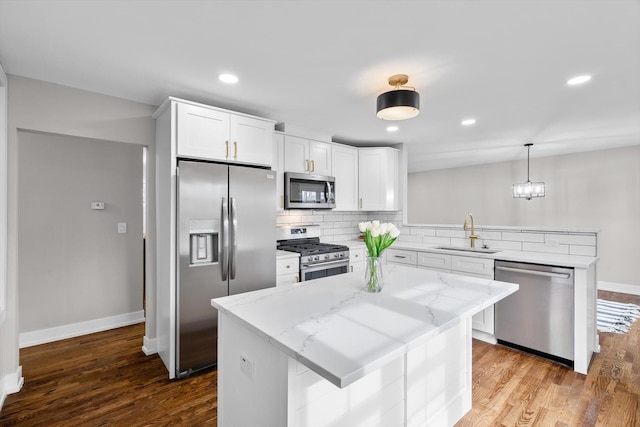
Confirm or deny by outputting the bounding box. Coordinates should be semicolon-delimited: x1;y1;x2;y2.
331;144;359;211
385;247;496;342
176;100;274;167
283;135;332;176
417;251;451;272
385;248;417;266
273;132;285;211
276;255;299;286
349;246;365;273
358;147;399;211
449;256;495;339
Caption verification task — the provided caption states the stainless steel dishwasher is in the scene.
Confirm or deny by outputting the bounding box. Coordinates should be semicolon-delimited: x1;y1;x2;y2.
495;260;574;365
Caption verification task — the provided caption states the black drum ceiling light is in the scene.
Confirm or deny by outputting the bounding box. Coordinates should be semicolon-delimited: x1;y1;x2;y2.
376;74;420;120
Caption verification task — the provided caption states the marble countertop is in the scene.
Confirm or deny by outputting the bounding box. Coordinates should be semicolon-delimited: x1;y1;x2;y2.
211;264;518;388
332;240;597;269
276;249;300;260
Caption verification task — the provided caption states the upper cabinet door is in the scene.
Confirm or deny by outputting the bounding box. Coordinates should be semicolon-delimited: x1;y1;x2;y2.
230;115;274;167
359;147;399;211
176;103;229;161
283;135;310;173
308;141;332;176
332;144;358;211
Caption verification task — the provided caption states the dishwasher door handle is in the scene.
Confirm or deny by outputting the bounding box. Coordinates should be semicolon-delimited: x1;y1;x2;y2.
496;266;571;280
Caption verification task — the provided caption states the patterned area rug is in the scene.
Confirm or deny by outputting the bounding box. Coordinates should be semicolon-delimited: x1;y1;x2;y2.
597;298;640;333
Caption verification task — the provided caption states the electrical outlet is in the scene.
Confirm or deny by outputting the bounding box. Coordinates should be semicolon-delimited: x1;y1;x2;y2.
240;353;255;380
545;238;559;247
117;222;127;234
90;201;105;210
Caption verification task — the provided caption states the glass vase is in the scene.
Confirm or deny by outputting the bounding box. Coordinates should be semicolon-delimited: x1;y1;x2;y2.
364;256;384;293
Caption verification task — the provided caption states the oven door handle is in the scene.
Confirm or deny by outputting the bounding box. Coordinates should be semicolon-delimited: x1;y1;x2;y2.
302;259;350;270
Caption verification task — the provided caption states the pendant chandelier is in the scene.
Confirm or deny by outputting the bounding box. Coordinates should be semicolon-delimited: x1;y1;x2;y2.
376;74;420;120
513;143;545;200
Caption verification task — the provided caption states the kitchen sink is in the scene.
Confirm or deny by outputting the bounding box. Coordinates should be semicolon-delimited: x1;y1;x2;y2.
434;245;502;254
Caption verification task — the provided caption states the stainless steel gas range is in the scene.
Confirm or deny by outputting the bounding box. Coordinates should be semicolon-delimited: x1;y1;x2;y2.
277;225;349;282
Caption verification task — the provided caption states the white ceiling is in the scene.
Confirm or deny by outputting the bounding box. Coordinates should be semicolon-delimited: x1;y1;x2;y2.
1;0;639;172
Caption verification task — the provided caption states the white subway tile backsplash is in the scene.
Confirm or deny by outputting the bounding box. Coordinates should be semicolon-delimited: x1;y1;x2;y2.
423;236;452;245
412;228;436;237
397;234;421;243
476;230;501;240
553;234;597;246
277;212;597;258
502;232;545;243
569;245;597;256
523;242;569;254
483;240;523;251
436;229;467;238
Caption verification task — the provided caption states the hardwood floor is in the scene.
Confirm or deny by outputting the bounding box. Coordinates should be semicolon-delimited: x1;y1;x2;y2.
1;291;638;426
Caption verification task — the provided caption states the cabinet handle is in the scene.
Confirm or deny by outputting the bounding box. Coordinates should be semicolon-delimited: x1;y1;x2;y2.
280;195;284;208
234;141;238;159
295;276;299;283
350;266;353;272
305;160;310;171
359;198;363;209
225;140;229;158
311;160;315;172
394;255;407;259
286;264;291;269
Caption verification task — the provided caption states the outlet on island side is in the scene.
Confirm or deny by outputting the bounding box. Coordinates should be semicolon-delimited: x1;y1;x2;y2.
240;353;255;380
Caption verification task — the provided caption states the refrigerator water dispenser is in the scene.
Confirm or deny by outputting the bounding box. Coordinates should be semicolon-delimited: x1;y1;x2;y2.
188;219;219;266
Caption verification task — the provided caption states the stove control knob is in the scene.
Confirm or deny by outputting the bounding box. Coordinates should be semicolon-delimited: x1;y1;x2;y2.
307;256;313;262
339;253;344;258
324;254;330;260
314;256;320;261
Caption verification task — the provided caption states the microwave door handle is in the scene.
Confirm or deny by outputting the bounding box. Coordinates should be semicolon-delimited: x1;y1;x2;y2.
325;181;332;203
221;197;229;281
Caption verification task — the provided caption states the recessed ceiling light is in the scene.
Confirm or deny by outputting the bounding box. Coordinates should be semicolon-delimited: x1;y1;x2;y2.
386;126;399;132
219;73;239;84
567;75;591;86
461;119;476;126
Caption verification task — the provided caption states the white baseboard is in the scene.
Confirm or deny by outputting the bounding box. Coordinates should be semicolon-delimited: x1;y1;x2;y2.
1;365;24;409
598;281;640;296
142;335;158;355
19;310;145;348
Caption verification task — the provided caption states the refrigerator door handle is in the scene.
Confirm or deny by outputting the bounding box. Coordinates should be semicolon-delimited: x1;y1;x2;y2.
230;197;238;280
221;197;229;281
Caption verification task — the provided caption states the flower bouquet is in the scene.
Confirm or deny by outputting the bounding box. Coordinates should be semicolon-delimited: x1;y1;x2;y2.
358;221;400;292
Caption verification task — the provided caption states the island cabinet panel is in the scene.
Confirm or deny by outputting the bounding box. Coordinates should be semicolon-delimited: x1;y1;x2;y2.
289;357;405;427
406;320;471;427
217;311;473;427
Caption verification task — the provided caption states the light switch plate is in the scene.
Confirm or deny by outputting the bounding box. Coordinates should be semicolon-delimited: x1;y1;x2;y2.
117;222;127;234
91;201;105;210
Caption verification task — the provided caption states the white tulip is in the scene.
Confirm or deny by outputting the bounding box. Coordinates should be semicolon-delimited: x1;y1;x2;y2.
358;222;367;232
372;220;380;228
379;223;389;235
389;225;400;238
371;225;380;237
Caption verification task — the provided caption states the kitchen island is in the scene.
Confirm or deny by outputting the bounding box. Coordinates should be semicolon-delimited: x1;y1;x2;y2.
211;265;518;427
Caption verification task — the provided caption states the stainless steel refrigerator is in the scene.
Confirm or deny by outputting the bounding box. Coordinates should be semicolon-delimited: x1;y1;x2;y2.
176;159;276;377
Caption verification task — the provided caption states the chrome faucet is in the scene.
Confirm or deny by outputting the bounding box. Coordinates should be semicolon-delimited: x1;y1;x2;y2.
463;213;479;248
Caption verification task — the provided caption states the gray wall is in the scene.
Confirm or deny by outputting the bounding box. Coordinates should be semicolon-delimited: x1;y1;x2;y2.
18;131;143;332
3;75;156;397
408;145;640;287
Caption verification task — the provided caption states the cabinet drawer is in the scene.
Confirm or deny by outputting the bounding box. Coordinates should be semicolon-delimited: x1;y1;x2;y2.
417;252;452;270
276;257;299;275
350;262;365;273
276;272;299;286
451;255;494;278
349;247;366;263
386;249;417;266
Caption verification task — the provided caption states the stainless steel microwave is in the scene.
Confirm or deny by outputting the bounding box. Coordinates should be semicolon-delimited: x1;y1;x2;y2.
285;172;335;209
